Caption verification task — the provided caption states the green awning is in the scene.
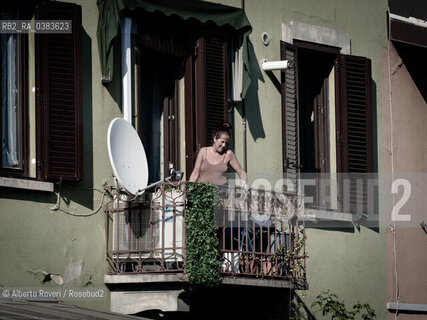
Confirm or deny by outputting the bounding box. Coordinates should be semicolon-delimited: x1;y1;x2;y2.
97;0;252;98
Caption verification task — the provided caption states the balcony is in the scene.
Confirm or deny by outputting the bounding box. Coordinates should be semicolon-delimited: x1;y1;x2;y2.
105;182;307;290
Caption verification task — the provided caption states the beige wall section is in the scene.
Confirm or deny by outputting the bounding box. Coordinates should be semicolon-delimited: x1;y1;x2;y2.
383;44;427;173
383;43;427;320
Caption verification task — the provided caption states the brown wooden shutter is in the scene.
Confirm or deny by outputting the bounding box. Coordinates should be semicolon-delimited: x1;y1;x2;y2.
36;2;83;181
335;54;373;211
185;32;227;176
280;41;299;192
204;34;227;145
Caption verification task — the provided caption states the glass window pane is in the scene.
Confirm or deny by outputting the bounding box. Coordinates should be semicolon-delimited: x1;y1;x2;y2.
1;33;21;168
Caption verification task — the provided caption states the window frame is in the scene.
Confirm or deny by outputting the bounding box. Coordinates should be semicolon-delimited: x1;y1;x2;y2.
0;1;83;183
281;40;374;213
134;14;232;181
0;33;29;178
135;13;188;182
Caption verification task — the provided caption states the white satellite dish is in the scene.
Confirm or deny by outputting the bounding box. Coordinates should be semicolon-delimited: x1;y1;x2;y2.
107;118;149;195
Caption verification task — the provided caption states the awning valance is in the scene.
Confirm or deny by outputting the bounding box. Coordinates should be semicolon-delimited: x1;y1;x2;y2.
97;0;252;98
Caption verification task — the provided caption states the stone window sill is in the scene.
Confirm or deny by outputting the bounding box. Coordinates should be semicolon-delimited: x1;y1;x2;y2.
0;177;54;192
303;208;353;222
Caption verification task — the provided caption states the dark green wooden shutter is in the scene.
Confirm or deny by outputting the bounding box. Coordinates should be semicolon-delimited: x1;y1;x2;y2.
335;54;373;212
205;34;227;145
280;41;299;192
36;2;83;181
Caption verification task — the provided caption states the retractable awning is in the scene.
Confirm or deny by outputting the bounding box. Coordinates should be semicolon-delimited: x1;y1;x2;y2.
97;0;252;99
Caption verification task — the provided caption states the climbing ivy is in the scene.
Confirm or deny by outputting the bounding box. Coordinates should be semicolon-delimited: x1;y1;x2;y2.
185;182;222;286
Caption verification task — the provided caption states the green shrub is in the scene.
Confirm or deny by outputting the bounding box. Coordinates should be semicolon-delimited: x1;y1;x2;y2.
311;290;376;320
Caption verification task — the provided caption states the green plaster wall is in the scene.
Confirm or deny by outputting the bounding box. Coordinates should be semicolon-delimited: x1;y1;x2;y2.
0;192;108;310
302;226;386;320
224;0;388;319
0;0;119;312
238;0;388;177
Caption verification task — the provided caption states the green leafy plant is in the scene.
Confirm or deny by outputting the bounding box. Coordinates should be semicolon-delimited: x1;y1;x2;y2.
311;290;376;320
285;233;307;286
185;182;222;286
276;225;307;286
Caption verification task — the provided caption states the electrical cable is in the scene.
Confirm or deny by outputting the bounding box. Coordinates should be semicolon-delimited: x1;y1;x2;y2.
387;8;400;319
50;180;112;217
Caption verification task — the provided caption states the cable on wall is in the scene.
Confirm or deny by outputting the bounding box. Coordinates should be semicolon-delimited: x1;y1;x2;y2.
50;179;113;217
387;8;400;319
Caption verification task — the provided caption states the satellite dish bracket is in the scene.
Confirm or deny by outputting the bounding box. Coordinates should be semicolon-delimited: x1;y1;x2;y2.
136;168;184;195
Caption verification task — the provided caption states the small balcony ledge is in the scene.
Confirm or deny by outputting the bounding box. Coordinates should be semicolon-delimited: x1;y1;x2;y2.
105;273;188;285
104;273;307;289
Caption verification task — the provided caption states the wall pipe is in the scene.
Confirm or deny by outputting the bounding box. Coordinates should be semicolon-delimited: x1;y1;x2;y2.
120;16;132;123
241;0;247;172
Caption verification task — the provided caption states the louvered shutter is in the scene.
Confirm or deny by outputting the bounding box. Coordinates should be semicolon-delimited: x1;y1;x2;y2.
36;2;83;181
335;54;373;212
185;32;227;176
205;34;227;145
280;41;299;192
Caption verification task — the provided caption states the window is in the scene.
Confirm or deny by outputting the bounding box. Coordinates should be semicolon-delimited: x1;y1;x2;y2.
281;40;373;213
135;12;230;182
0;2;83;182
0;8;27;176
136;12;186;183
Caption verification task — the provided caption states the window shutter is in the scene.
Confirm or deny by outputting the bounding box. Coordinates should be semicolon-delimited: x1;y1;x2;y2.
204;34;227;145
36;2;83;181
185;32;227;176
280;41;299;192
335;54;373;212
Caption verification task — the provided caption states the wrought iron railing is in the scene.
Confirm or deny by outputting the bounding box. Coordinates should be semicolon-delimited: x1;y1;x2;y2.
105;182;307;286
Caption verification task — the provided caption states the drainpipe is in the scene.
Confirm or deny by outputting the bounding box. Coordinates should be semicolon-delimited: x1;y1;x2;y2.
121;16;132;123
241;0;247;172
242;104;247;172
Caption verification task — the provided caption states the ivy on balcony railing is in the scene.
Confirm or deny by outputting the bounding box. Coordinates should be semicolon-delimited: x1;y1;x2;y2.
185;182;222;286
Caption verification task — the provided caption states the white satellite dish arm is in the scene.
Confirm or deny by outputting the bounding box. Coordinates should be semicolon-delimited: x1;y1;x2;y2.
135;169;184;195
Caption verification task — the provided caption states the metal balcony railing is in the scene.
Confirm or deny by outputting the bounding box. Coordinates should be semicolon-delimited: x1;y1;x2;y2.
105;182;307;286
